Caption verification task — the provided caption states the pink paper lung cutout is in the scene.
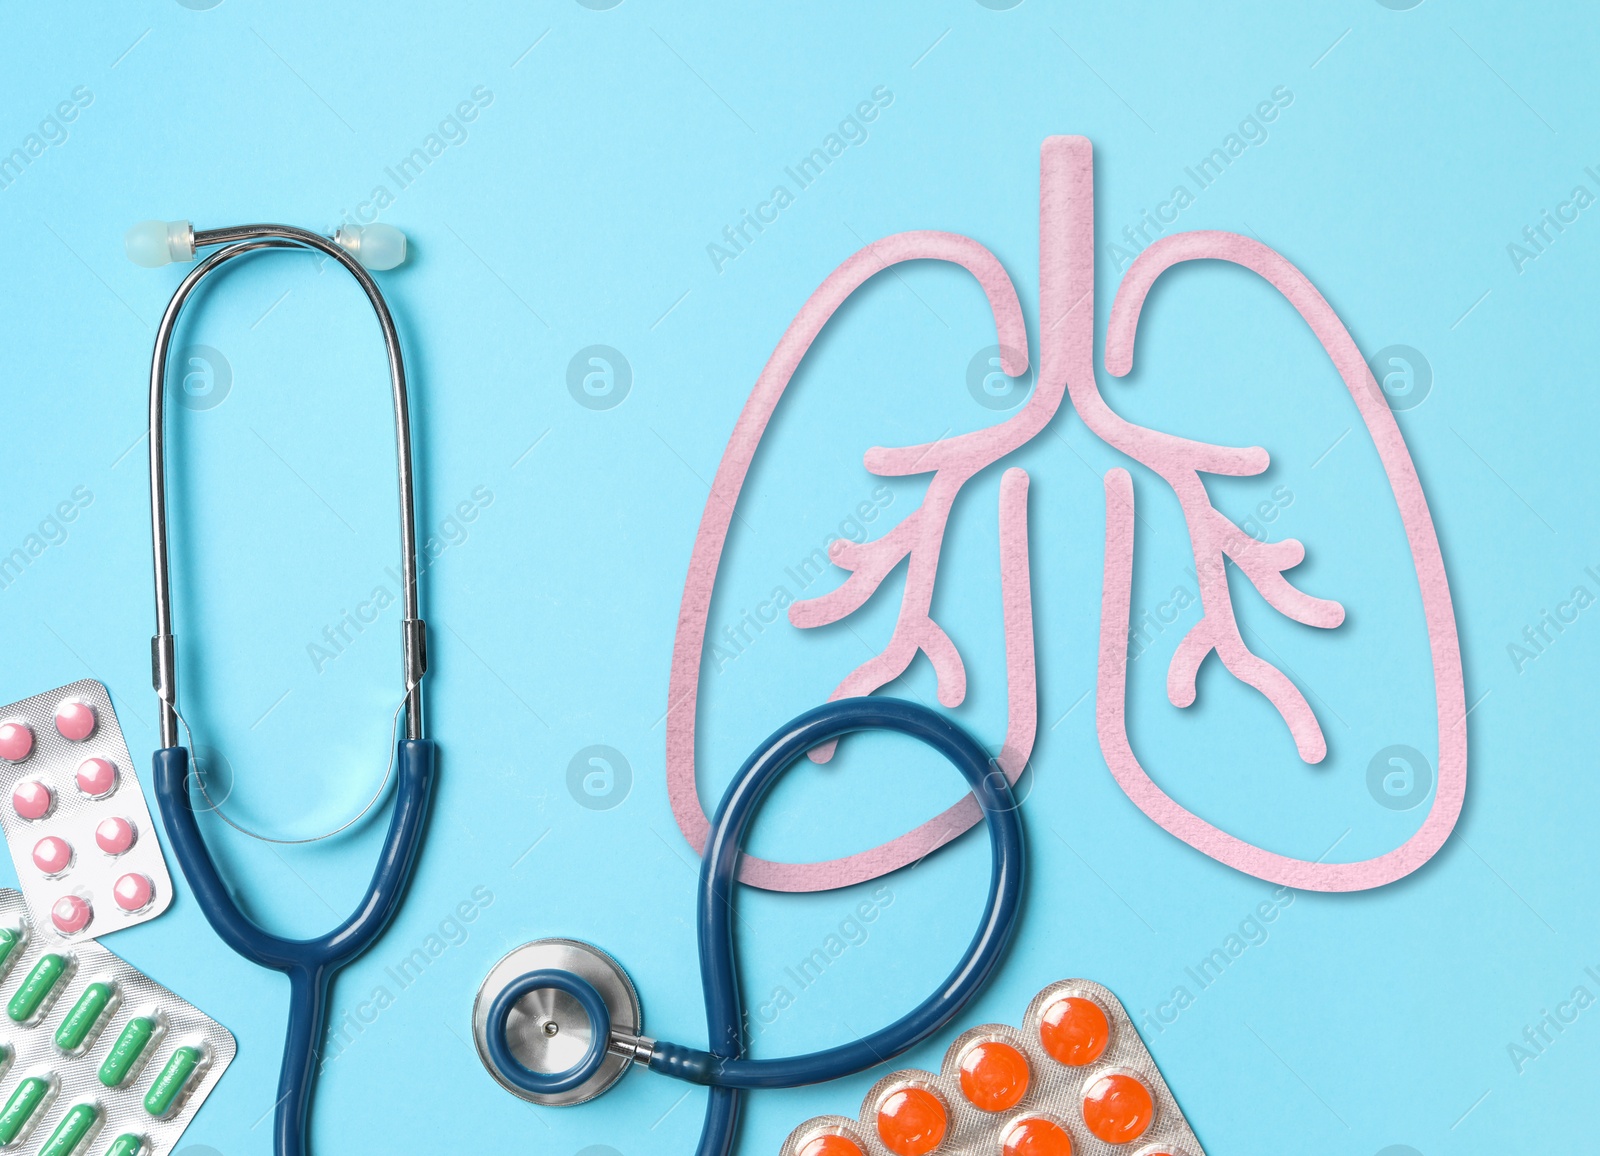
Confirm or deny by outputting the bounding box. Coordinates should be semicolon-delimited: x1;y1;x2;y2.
1071;194;1467;893
665;232;1050;893
666;134;1466;895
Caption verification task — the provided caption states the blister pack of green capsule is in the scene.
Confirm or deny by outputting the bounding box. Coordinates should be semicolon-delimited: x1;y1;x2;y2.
0;888;233;1155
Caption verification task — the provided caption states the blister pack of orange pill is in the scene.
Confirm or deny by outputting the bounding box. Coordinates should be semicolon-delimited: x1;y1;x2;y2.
780;980;1203;1156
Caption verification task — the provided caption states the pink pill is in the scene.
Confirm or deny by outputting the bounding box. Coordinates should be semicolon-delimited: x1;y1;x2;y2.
51;894;91;935
76;757;118;798
53;701;96;742
0;721;34;763
113;873;153;913
11;781;53;821
32;836;72;876
95;817;136;856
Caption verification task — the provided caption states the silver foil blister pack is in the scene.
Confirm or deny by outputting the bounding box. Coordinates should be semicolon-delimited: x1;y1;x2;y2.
0;681;172;941
0;886;234;1154
781;979;1204;1156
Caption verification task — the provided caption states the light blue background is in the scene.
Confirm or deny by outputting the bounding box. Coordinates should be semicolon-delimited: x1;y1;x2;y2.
0;1;1595;1153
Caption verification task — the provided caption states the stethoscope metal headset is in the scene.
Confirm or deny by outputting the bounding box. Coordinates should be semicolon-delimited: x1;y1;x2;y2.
129;219;1027;1156
132;219;432;1156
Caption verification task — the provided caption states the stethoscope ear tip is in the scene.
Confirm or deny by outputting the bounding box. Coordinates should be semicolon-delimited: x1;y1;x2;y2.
334;222;407;271
125;219;408;273
125;219;195;268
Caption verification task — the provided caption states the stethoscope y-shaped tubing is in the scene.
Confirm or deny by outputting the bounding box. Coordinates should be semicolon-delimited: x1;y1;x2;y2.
145;226;434;1156
152;744;433;1156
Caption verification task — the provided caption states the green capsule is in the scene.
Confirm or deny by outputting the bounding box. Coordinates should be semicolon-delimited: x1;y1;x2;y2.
0;1075;52;1145
98;1016;158;1088
55;981;116;1053
101;1136;145;1156
8;953;71;1023
39;1101;99;1156
143;1045;202;1118
0;925;24;977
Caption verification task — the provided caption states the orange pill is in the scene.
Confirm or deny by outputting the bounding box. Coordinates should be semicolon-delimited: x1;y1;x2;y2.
1081;1072;1154;1144
1039;996;1109;1067
799;1132;865;1156
958;1040;1030;1111
876;1086;948;1156
1001;1116;1073;1156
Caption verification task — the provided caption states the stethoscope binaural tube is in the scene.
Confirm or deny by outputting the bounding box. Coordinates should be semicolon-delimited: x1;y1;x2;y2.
135;220;434;1156
482;696;1025;1156
143;221;425;746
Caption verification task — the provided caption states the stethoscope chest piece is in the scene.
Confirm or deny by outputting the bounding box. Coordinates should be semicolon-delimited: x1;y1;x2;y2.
473;938;643;1106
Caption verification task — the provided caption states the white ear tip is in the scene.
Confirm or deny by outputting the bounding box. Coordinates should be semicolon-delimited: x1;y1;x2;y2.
125;220;195;268
336;223;407;270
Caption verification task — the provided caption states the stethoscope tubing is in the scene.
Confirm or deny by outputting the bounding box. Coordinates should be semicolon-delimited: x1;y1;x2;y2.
677;697;1024;1089
687;697;1024;1156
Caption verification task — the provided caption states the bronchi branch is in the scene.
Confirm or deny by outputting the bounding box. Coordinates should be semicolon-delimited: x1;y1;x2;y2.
1087;230;1347;764
787;447;971;706
785;244;1062;764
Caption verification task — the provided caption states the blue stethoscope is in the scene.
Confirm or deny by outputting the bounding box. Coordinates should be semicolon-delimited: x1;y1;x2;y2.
137;218;432;1156
133;220;1024;1156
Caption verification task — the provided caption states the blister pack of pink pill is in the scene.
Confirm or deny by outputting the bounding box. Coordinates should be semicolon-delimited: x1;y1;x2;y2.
0;682;172;941
781;979;1203;1156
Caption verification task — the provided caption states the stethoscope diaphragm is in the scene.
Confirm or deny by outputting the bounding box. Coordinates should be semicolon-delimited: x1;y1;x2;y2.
472;937;643;1107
